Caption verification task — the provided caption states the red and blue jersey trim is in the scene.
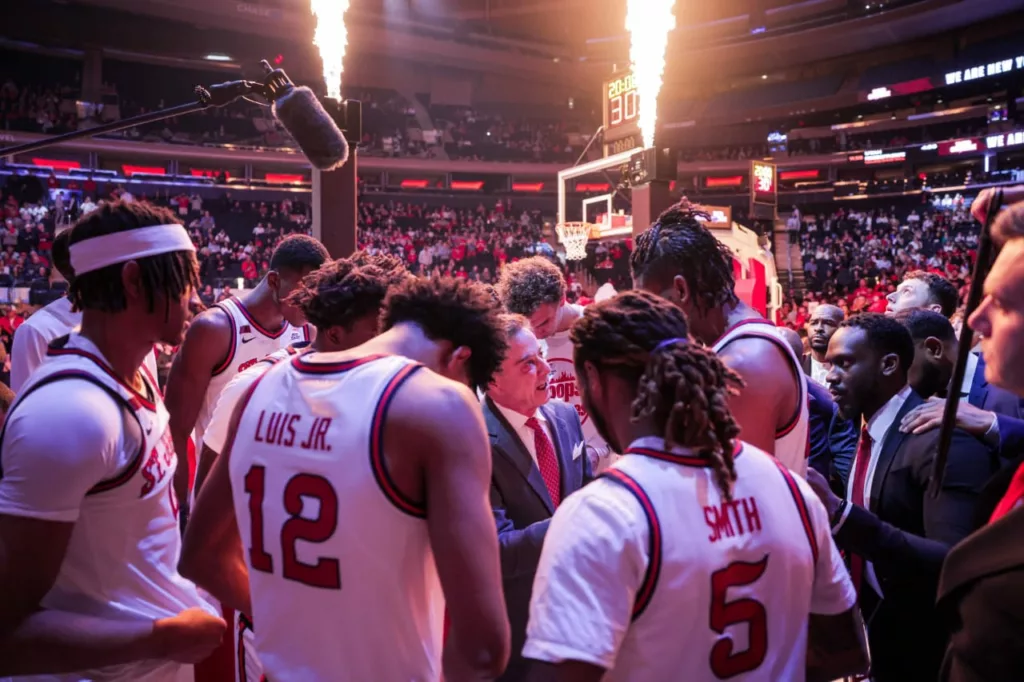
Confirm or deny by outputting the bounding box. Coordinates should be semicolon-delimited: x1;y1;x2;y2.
624;441;743;468
599;468;662;620
0;369;147;494
46;346;157;411
210;302;237;377
772;460;819;565
715;320;804;438
229;296;288;340
290;353;388;375
369;362;427;518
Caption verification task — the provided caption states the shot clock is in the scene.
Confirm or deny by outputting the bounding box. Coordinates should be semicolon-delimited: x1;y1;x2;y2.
603;70;641;156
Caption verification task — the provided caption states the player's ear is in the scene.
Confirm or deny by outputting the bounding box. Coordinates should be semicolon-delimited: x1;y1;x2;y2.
447;345;472;379
880;351;901;378
671;274;690;308
582;360;603;402
265;270;280;292
121;260;144;304
923;336;944;361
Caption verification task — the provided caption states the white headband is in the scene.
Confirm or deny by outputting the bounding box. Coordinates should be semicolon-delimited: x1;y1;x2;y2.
70;224;196;275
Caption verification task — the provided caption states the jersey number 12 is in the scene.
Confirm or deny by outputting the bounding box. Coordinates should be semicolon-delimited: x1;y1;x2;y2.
244;465;342;590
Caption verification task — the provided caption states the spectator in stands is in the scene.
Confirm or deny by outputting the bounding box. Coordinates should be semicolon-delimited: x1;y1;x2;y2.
886;270;959;317
10;230;78;392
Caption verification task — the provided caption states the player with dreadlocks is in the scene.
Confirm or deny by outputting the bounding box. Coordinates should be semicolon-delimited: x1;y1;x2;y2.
631;201;810;475
522;290;867;682
0;201;226;678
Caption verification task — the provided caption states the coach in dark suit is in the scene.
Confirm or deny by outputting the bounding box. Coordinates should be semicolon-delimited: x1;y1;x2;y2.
935;197;1024;681
484;315;593;682
805;314;998;682
894;309;1024;458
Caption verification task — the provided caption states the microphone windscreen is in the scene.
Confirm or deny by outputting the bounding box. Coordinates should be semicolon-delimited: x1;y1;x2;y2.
272;86;350;172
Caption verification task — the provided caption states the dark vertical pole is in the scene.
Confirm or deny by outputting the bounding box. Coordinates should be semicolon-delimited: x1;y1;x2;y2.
312;150;358;258
631;180;673;237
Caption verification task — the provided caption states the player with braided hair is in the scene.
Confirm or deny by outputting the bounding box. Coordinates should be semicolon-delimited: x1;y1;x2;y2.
523;291;868;682
632;200;810;475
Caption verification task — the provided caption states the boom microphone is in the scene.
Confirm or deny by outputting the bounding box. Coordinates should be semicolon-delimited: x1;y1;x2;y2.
262;62;350;172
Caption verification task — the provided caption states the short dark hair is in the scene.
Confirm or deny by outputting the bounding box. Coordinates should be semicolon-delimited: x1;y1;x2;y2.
840;313;916;375
905;270;959;318
496;256;565;317
51;228;74;281
892;308;956;344
348;250;409;287
269;234;330;273
286;257;395;332
382;277;508;391
68;201;200;314
630;200;739;313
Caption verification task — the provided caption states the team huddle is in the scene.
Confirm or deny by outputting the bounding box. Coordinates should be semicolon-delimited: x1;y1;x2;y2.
0;199;871;682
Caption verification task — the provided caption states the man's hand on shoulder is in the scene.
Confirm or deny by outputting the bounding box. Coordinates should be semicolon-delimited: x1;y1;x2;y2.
900;397;996;437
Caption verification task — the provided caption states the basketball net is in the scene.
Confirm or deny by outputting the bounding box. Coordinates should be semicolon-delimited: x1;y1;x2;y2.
557;222;592;261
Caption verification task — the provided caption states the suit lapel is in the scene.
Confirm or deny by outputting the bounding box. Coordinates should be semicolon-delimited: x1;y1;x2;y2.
869;392;923;508
484;397;555;514
968;355;988;408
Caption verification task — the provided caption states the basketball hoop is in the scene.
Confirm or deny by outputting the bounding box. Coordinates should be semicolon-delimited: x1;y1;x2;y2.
556;222;592;261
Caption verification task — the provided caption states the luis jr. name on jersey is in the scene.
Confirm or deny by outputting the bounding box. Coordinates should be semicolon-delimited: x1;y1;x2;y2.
253;410;333;452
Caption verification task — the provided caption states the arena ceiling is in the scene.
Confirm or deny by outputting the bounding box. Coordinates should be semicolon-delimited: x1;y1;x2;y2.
12;0;1024;92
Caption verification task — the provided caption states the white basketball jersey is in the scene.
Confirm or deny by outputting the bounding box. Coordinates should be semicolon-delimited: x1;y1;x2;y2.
3;335;211;682
193;297;310;449
229;353;444;682
712;319;810;476
524;438;856;682
543;325;617;472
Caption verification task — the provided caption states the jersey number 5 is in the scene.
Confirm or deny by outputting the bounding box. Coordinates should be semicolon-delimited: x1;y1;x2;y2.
244;465;342;590
709;556;769;679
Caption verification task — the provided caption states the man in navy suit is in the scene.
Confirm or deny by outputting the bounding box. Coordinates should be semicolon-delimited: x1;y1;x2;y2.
894;308;1024;457
483;314;593;682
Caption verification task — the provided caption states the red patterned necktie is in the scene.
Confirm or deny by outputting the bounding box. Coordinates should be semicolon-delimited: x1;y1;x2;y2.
848;427;873;592
990;461;1024;523
526;417;561;507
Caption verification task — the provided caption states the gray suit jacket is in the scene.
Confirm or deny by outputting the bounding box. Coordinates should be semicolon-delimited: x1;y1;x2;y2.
484;396;593;682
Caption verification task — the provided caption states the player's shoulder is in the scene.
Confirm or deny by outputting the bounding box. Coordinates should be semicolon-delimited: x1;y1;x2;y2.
188;302;234;336
9;376;125;443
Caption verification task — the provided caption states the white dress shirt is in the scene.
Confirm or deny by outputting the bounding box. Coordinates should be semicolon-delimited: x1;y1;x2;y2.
491;400;555;468
959;352;979;398
810;356;831;387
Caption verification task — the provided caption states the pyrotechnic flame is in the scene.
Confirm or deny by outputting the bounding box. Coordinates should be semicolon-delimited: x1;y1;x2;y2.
626;0;677;149
310;0;350;101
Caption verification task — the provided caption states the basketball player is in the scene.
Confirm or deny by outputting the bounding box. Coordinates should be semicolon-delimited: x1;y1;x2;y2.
0;201;225;678
523;291;868;682
497;256;615;471
182;253;408;682
631;201;809;474
12;228;162;393
165;234;329;510
191;252;409;495
182;276;511;681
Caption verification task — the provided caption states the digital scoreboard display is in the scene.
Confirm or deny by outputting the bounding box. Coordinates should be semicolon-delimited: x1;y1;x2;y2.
603;71;640;151
750;161;777;206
